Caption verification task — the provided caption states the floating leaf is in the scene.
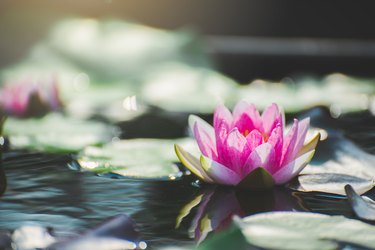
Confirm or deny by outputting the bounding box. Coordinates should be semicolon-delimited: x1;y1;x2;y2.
292;174;374;196
78;138;199;180
345;184;375;221
238;212;375;250
291;134;375;195
197;223;251;250
4;114;116;153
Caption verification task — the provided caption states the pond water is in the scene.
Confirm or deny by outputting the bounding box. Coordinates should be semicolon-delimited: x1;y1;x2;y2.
0;106;374;249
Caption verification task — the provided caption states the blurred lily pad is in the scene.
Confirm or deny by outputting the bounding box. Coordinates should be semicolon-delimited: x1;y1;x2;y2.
46;18;211;81
238;212;375;250
64;83;148;122
4;114;117;153
0;18;216;118
78;138;199;180
239;73;375;113
141;63;239;113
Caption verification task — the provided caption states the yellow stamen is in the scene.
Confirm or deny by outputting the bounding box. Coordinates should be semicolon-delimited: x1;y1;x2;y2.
262;132;269;142
243;129;249;137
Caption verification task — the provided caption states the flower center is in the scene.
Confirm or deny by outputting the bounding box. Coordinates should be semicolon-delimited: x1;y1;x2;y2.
243;129;250;137
262;132;269;142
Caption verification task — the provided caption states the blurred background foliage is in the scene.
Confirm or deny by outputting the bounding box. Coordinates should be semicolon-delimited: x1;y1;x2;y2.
2;0;375;80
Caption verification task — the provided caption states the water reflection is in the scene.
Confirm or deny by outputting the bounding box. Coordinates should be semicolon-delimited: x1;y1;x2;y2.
292;191;354;217
0;151;144;232
176;186;300;243
0;152;7;196
0;151;198;248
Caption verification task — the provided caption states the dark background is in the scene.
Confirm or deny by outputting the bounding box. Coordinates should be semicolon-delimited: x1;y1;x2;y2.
1;0;375;81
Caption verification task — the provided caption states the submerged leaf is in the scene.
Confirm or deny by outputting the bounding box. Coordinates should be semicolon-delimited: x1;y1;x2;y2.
78;138;199;180
345;184;375;221
3;114;116;153
239;212;375;250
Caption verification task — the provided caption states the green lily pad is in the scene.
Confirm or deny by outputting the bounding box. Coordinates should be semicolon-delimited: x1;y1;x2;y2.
4;114;116;153
238;212;375;250
291;135;375;195
197;223;250;250
239;73;375;113
78;138;199;180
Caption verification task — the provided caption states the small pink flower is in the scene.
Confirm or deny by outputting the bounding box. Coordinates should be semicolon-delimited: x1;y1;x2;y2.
0;77;62;118
175;101;320;189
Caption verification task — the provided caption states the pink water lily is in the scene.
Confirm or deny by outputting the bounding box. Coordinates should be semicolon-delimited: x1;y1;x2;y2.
175;101;320;189
0;77;62;118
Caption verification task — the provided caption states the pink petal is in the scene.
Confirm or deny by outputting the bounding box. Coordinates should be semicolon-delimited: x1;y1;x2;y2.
215;121;229;164
189;115;217;159
213;104;233;132
213;105;233;162
189;115;213;137
267;124;283;167
273;149;316;184
243;143;276;176
39;79;60;110
262;103;282;136
221;128;250;173
194;122;218;160
280;119;298;166
49;79;61;110
245;129;263;152
291;117;310;159
232;101;262;134
200;155;242;185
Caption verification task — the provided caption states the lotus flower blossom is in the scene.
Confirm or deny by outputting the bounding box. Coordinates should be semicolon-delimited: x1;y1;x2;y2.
175;101;320;189
0;77;62;118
